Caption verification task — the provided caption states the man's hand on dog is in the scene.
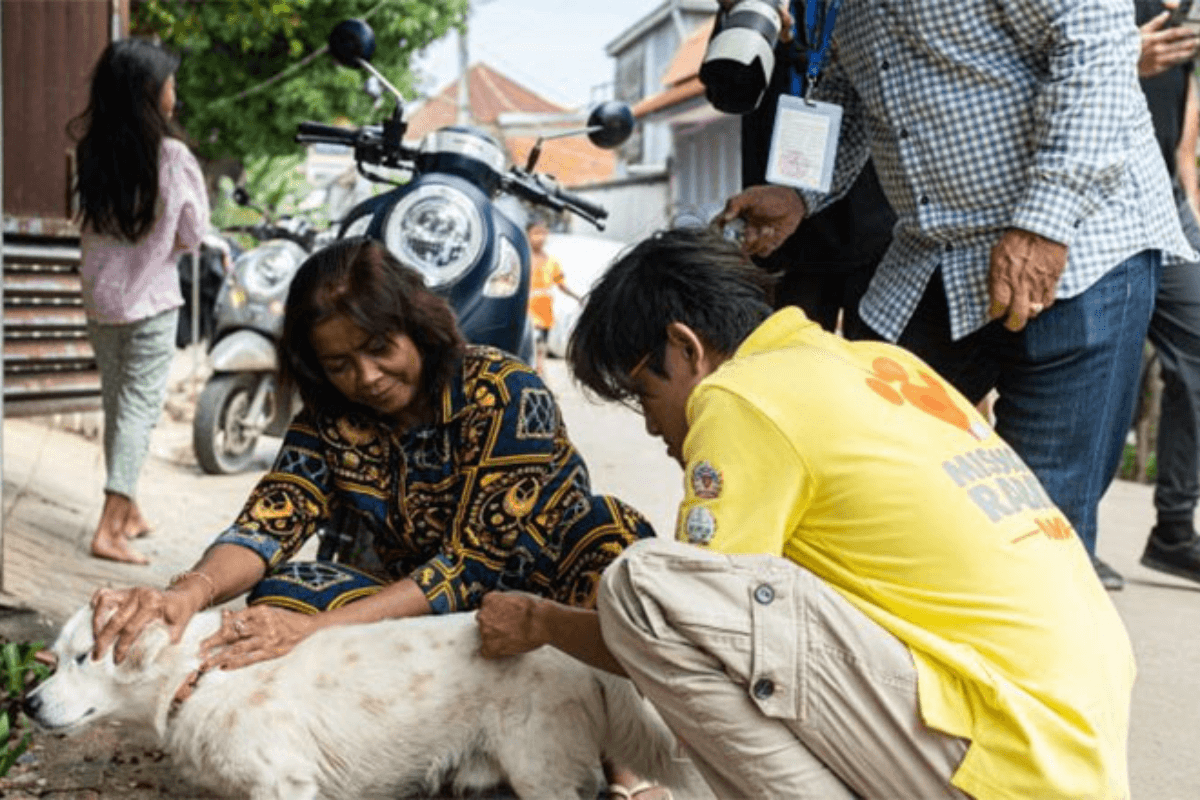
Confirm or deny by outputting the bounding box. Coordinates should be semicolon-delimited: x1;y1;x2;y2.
92;586;198;664
200;606;316;671
476;592;549;658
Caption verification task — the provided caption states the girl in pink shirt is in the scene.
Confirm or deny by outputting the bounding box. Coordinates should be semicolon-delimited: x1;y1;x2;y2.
71;39;210;564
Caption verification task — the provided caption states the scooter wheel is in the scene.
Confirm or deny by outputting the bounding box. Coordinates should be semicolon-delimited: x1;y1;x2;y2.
193;373;270;474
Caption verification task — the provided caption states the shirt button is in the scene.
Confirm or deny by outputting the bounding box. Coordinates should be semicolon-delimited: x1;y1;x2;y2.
881;59;890;70
899;128;909;140
753;678;776;700
754;584;775;605
944;242;953;252
920;195;930;205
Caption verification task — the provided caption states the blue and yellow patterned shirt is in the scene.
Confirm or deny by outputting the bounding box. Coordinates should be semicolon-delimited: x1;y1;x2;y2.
213;346;655;612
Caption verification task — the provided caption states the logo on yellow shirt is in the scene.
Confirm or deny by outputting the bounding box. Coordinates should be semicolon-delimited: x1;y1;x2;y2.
865;357;989;441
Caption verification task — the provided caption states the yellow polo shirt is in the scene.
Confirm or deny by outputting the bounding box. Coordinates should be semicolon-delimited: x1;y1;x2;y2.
676;308;1135;800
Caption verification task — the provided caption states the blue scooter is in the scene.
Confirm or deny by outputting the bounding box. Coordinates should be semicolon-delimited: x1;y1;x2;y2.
295;19;634;363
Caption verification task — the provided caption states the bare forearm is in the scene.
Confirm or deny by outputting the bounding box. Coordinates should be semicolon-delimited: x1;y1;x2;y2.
1178;76;1200;222
310;577;432;630
536;601;628;677
170;543;268;613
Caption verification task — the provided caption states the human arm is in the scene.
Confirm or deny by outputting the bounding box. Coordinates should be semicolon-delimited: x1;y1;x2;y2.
985;0;1144;326
91;542;266;663
676;386;810;555
550;259;581;302
199;576;432;671
1179;73;1200;224
716;45;870;256
476;592;627;676
1139;3;1199;78
163;140;210;253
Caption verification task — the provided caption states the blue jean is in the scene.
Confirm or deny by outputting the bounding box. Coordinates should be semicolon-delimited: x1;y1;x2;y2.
1149;186;1200;526
861;252;1161;554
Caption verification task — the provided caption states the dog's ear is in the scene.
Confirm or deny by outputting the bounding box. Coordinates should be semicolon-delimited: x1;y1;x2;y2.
121;622;172;674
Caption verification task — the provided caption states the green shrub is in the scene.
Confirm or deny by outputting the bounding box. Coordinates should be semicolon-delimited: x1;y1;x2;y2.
0;640;51;778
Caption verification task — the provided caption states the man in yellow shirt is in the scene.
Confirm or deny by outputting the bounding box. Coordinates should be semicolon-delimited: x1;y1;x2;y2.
476;228;1136;799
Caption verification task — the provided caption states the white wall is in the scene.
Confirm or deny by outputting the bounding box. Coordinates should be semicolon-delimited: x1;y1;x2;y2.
670;115;741;225
565;175;671;244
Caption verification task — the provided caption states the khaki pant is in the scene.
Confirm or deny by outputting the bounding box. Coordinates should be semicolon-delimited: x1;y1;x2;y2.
598;539;971;800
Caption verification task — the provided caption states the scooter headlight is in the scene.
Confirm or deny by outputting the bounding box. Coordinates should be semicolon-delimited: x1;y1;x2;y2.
236;241;306;301
382;184;484;288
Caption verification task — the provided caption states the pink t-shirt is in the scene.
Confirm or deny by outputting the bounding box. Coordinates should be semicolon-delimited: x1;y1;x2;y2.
79;137;210;324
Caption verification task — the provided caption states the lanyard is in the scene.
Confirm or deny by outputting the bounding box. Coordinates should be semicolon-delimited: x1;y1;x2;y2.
793;0;842;101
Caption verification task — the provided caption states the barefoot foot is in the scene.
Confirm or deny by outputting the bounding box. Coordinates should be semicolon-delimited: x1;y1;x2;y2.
91;535;149;565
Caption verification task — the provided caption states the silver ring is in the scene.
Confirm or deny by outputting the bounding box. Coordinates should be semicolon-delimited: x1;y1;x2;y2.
1029;302;1045;315
232;618;246;637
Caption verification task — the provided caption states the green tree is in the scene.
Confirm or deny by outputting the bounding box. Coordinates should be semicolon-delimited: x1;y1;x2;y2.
134;0;468;163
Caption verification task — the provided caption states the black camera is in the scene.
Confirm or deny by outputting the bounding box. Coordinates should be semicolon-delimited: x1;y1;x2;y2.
698;0;783;115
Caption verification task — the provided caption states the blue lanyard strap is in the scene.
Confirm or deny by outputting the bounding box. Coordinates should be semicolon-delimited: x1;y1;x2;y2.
799;0;842;101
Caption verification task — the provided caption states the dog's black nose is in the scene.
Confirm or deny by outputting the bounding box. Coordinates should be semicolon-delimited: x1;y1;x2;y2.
23;692;41;717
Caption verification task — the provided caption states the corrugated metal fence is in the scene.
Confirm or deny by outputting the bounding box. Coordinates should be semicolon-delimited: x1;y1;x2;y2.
2;234;101;416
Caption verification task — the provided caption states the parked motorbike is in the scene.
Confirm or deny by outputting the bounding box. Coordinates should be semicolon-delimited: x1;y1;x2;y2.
192;188;323;474
295;18;635;363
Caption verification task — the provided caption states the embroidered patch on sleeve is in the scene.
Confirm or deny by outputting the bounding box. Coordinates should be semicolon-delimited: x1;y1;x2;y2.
690;461;723;499
684;505;716;545
516;387;557;439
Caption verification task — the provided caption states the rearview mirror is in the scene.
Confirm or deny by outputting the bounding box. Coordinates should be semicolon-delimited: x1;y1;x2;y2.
586;102;635;149
329;19;376;68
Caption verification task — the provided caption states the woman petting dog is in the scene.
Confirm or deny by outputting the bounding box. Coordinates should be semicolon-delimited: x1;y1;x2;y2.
90;237;670;800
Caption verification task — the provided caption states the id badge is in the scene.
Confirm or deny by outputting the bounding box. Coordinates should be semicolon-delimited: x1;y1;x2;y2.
765;95;842;193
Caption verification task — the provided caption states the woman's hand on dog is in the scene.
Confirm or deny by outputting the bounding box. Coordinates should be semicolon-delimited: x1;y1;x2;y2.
92;586;200;663
476;592;550;658
200;606;316;671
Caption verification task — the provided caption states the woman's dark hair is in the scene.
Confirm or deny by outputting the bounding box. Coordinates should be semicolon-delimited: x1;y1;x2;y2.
279;237;467;418
568;227;775;404
70;38;182;241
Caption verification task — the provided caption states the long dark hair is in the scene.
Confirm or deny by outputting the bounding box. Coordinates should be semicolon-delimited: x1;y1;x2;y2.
70;38;182;242
568;227;775;405
279;237;467;419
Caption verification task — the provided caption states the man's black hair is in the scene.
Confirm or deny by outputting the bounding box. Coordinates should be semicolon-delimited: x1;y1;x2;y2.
568;227;775;404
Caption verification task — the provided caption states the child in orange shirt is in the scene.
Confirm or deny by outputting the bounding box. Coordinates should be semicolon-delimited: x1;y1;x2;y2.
527;221;580;374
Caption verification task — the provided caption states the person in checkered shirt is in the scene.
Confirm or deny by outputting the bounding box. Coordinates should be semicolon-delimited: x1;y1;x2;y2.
719;0;1197;592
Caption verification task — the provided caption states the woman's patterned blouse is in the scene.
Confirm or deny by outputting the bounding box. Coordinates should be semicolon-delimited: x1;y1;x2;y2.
213;346;655;611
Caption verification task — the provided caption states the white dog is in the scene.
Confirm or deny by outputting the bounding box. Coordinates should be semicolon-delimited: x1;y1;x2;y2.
24;605;695;800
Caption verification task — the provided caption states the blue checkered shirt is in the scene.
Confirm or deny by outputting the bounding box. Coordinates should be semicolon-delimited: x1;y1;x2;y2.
799;0;1196;341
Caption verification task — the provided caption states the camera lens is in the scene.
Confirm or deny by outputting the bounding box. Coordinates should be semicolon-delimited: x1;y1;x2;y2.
699;0;781;115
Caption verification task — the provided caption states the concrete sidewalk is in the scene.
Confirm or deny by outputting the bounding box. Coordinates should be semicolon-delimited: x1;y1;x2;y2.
2;356;1198;798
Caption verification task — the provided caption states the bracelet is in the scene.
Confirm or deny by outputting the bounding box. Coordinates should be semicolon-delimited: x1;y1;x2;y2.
168;570;217;610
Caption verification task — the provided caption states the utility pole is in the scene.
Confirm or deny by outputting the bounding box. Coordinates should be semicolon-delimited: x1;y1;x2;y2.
456;20;470;125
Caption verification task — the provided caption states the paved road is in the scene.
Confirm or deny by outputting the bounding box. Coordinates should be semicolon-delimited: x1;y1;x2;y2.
2;353;1198;798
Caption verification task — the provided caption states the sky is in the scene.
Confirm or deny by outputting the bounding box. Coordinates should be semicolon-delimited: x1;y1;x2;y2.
411;0;663;109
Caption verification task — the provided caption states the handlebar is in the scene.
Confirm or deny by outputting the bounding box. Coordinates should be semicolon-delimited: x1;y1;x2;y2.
296;118;611;228
503;170;609;230
295;121;359;146
222;223;315;251
556;189;608;222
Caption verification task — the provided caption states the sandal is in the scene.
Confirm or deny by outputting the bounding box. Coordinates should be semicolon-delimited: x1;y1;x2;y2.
607;780;674;800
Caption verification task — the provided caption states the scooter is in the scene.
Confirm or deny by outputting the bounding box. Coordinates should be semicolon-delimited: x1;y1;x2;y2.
295;19;634;363
191;188;325;474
